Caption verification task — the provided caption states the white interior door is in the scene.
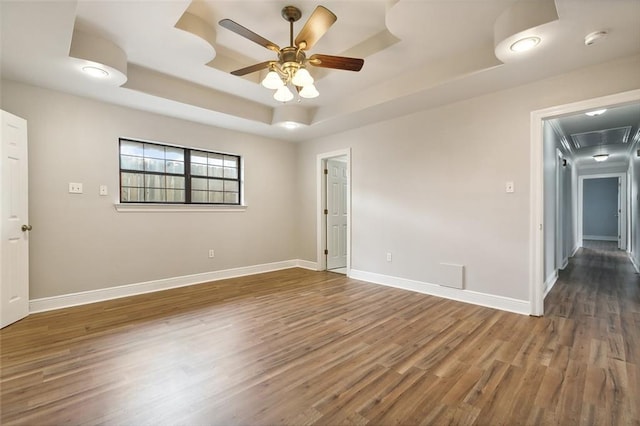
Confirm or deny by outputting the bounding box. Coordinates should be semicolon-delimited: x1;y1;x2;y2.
326;158;347;270
1;110;30;328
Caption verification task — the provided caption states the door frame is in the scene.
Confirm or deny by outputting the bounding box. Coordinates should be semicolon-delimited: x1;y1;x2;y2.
317;148;351;273
577;173;626;249
555;148;564;270
530;88;640;316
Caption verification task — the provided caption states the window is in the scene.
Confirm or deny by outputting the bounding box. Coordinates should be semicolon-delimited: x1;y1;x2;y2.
119;139;241;205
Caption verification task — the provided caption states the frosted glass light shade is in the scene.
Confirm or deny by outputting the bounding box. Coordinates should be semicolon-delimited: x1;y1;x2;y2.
299;83;319;99
593;154;609;162
274;85;294;102
262;70;284;89
292;68;314;86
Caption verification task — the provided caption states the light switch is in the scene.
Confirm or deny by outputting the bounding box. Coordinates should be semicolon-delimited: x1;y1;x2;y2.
99;185;108;196
505;181;515;193
69;182;83;194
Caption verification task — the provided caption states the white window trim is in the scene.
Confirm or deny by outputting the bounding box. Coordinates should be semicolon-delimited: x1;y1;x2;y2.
114;203;247;213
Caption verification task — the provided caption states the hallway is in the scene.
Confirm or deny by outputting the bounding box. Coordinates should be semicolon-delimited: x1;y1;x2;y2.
544;240;640;424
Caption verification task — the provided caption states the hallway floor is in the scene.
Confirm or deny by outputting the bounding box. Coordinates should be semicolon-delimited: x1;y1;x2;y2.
544;239;640;424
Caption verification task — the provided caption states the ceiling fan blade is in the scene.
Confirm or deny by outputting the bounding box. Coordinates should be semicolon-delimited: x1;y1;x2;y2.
219;19;280;52
231;61;274;76
309;54;364;72
294;6;336;50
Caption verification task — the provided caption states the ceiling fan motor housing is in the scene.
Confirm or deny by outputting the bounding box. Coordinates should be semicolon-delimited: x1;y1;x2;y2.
279;47;306;78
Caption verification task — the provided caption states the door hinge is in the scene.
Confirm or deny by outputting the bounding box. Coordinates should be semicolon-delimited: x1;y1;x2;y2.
324;249;328;255
324;209;328;215
324;169;328;175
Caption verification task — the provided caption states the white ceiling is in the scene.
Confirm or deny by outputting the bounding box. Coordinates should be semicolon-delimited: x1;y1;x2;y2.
549;102;640;164
1;0;640;142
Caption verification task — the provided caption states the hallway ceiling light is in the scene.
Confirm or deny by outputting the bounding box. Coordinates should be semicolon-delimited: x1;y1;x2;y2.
592;153;609;162
585;109;607;117
509;36;540;52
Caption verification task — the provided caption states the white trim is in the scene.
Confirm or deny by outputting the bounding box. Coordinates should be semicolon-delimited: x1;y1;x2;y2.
296;259;320;271
350;269;530;316
578;173;626;249
560;257;569;270
316;148;351;274
543;270;558;299
629;253;640;273
115;203;247;212
571;244;580;257
582;235;618;242
530;89;640;318
29;259;315;313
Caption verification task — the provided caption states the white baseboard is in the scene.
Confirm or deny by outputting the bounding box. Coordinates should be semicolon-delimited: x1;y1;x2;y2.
583;235;618;242
349;269;530;316
543;270;558;299
571;245;580;257
29;259;318;314
629;253;640;273
560;257;569;270
296;259;320;271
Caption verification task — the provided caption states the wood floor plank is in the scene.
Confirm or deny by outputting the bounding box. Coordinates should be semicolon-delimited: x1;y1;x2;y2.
1;240;638;424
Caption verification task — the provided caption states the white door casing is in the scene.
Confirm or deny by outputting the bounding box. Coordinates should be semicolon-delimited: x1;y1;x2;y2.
1;110;29;328
617;177;623;250
530;88;640;316
326;158;348;270
316;149;351;273
577;173;627;250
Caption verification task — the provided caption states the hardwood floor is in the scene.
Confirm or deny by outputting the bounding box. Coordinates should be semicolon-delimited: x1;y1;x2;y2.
1;245;638;425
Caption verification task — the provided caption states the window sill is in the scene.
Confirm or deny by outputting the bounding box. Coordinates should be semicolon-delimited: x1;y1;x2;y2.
114;203;248;213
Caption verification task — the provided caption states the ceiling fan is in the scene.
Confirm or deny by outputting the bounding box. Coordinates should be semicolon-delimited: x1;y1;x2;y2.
219;5;364;102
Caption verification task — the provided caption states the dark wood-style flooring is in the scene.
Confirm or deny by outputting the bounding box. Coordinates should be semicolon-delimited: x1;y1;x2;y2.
1;244;639;425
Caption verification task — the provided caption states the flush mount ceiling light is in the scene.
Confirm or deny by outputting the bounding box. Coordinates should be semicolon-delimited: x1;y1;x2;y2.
82;66;109;78
219;5;364;103
509;36;541;52
585;109;607;117
593;153;609;162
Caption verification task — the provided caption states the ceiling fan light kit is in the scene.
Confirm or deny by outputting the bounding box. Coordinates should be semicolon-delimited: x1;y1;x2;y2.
219;5;364;104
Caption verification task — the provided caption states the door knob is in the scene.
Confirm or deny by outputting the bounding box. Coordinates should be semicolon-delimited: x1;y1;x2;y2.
21;224;32;232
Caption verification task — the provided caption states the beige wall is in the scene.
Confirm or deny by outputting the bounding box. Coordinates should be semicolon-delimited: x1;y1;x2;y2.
1;80;298;299
2;54;639;304
297;55;640;301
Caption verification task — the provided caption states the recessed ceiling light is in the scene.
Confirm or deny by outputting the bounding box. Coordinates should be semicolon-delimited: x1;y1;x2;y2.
281;121;299;130
510;36;540;52
593;153;609;162
585;109;607;117
82;66;109;78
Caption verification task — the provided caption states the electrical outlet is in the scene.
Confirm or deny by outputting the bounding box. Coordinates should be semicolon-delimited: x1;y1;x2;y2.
208;249;215;258
68;182;83;194
386;252;392;262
